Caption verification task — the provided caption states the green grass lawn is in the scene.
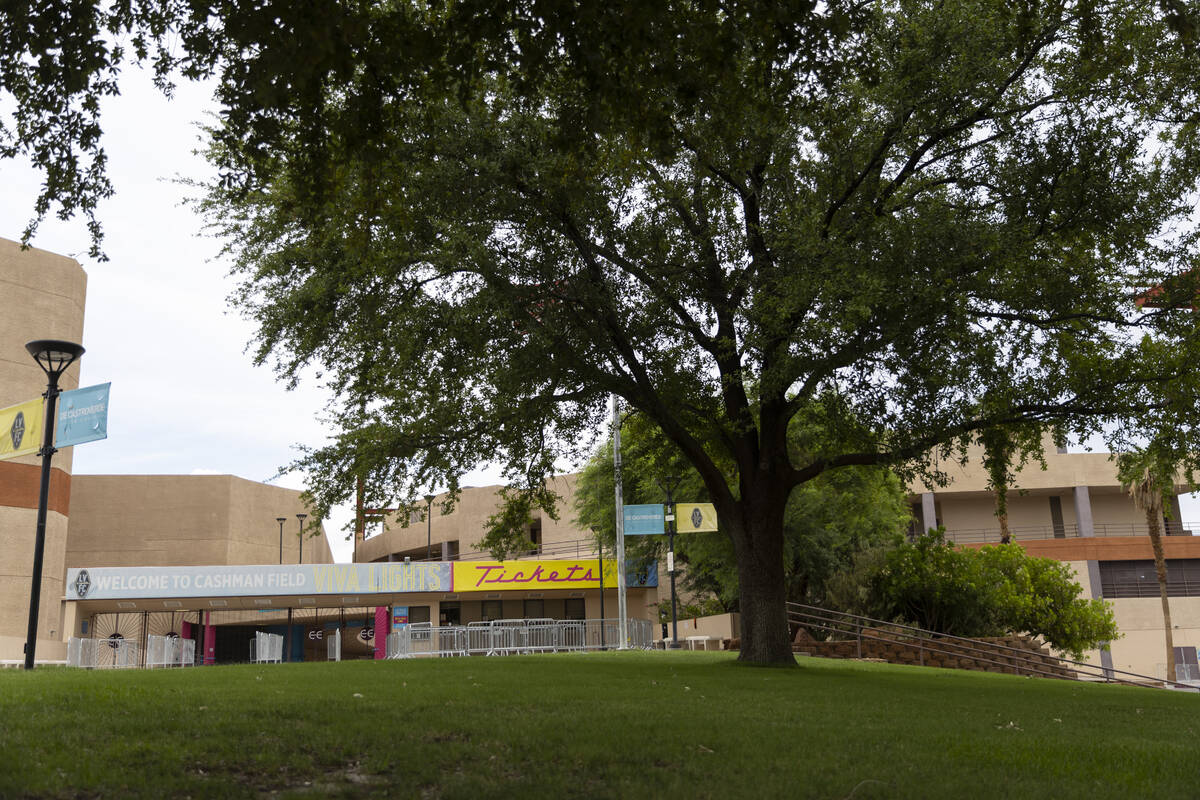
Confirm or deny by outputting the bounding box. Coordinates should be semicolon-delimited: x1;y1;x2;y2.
2;652;1198;799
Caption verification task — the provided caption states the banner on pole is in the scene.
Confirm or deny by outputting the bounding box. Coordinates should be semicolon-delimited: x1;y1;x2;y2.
0;397;44;462
675;503;719;533
622;504;665;535
55;382;110;448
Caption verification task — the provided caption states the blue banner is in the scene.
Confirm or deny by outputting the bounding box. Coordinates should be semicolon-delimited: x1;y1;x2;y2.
55;382;110;448
623;504;665;535
626;558;658;587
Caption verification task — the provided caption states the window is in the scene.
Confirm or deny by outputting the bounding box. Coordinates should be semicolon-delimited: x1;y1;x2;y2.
409;606;431;624
1099;559;1200;598
564;598;585;620
523;599;545;619
440;602;461;626
481;599;502;621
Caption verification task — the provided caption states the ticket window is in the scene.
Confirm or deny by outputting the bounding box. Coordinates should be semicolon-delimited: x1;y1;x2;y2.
482;599;502;621
564;598;585;620
409;606;431;624
440;602;461;626
523;599;545;619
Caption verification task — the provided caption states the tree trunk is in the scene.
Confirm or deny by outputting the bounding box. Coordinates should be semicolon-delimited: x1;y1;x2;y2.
1147;508;1176;683
727;485;794;665
998;511;1010;545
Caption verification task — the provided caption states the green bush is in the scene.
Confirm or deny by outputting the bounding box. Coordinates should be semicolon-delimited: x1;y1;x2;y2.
840;530;1118;660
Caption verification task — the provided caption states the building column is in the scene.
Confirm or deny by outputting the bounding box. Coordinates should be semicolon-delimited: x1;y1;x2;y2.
921;492;937;534
1074;485;1113;674
1073;485;1095;538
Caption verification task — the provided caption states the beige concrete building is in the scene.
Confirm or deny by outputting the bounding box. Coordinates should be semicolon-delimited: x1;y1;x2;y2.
0;238;87;662
1;238;333;662
909;445;1200;680
68;474;331;570
355;474;660;626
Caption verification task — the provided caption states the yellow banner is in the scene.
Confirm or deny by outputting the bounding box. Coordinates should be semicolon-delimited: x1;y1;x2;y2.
0;398;44;462
676;503;719;533
453;559;618;593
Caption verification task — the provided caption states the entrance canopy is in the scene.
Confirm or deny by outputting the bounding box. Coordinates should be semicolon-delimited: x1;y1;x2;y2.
64;558;657;613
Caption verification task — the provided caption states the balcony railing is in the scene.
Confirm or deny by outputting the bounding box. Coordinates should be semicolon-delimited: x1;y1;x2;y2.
375;536;605;563
941;521;1197;545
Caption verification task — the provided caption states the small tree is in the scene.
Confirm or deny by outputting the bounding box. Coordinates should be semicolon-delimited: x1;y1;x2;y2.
839;531;1119;659
1120;454;1178;682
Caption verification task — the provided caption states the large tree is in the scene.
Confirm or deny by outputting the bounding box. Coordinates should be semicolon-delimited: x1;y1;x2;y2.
6;2;1200;663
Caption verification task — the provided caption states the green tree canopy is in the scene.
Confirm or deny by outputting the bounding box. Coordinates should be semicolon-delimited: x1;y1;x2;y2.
5;1;1200;662
573;410;912;612
834;531;1119;660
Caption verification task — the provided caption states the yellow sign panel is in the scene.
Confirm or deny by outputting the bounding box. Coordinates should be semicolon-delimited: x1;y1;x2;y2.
676;503;719;533
0;398;44;462
453;559;618;593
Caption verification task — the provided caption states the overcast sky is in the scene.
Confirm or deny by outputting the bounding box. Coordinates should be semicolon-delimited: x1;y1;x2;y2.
4;67;1198;560
0;68;512;562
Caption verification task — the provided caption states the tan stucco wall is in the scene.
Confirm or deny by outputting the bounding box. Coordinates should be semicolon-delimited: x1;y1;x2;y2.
359;474;589;563
0;237;86;661
908;445;1138;495
1101;598;1200;679
67;474;332;569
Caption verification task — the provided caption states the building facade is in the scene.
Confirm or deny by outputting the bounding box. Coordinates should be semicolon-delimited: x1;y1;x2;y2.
909;445;1200;679
0;238;87;661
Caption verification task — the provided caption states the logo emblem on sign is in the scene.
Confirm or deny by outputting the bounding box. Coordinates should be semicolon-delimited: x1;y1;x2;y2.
73;569;92;598
691;507;703;529
10;411;24;450
106;633;124;650
358;627;374;642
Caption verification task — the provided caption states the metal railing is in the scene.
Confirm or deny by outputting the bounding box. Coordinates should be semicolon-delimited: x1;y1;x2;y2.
145;635;195;668
787;602;1198;691
249;631;284;663
66;637;141;669
386;617;651;659
941;521;1197;545
377;537;606;563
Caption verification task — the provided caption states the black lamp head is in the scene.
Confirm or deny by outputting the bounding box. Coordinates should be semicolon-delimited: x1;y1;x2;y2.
25;340;84;378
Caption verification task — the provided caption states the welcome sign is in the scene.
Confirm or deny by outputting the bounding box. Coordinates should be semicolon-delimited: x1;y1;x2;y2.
65;563;452;600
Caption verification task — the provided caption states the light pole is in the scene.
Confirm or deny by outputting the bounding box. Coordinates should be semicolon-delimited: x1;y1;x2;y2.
591;526;606;650
296;513;307;564
658;475;682;650
276;517;286;564
23;339;84;670
424;493;435;560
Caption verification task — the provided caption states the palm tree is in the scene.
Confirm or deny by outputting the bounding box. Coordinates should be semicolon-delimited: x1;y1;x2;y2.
1125;467;1175;683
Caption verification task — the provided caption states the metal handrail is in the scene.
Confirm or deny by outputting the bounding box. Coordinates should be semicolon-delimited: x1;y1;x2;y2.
787;602;1197;691
941;521;1197;545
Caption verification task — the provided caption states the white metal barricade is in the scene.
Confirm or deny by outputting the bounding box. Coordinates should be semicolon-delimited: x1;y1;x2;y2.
328;629;342;661
146;635;195;667
250;631;283;663
385;618;653;660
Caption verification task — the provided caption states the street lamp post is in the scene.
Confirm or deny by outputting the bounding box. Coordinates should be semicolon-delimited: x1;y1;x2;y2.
276;517;286;564
424;494;435;560
23;339;84;670
296;513;307;564
591;526;606;650
658;475;682;650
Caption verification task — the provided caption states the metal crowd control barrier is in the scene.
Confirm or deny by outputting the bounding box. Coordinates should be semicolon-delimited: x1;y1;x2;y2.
250;631;284;663
328;630;342;661
386;618;652;659
66;637;141;669
146;635;195;668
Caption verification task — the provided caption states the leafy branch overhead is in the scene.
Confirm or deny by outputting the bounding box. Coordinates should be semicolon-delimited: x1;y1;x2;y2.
6;1;1200;662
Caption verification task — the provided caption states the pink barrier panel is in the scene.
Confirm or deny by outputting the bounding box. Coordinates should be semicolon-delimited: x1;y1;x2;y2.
374;606;390;660
204;611;216;665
